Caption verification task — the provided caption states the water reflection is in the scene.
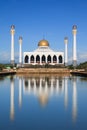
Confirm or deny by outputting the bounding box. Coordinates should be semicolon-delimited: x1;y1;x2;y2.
10;76;15;120
72;77;77;122
19;77;22;107
23;76;64;97
64;77;68;109
10;75;77;122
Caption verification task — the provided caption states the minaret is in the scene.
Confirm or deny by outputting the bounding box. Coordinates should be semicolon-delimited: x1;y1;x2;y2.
11;25;15;65
19;36;23;65
64;37;68;66
72;25;77;67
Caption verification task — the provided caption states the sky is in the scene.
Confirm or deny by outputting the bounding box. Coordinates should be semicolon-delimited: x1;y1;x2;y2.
0;0;87;64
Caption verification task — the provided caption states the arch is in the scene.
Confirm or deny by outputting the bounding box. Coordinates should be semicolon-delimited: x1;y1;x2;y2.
47;55;51;63
42;55;46;63
59;55;63;63
30;55;34;63
25;55;29;63
53;55;57;63
36;55;40;63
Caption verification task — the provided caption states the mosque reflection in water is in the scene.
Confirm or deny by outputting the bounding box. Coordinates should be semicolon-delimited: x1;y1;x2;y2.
10;75;77;121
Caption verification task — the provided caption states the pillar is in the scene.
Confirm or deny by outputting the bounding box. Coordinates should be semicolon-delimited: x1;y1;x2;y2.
11;25;15;65
72;25;77;67
19;36;23;65
64;37;68;66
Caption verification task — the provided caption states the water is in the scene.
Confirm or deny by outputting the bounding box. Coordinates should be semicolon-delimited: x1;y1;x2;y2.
0;74;87;130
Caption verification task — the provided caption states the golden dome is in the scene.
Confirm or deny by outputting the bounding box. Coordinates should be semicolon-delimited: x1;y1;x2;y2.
38;39;49;47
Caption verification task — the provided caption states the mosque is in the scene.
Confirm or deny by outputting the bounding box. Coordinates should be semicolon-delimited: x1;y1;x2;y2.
24;39;64;65
10;25;77;67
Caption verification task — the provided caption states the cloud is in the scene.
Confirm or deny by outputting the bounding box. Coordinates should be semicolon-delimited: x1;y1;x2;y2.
68;52;87;65
78;52;87;63
0;51;19;63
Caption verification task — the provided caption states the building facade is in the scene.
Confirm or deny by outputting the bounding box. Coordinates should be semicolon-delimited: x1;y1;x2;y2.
23;39;64;65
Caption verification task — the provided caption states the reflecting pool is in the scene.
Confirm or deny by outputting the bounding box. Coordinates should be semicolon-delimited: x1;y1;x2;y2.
0;75;87;130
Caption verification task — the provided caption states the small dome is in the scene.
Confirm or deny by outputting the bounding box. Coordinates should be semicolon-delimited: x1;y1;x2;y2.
38;39;49;47
72;25;77;30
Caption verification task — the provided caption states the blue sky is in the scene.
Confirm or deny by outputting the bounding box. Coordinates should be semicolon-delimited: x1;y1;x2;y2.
0;0;87;63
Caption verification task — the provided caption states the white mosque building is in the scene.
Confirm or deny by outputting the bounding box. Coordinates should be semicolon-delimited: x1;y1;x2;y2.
10;25;77;67
24;39;64;65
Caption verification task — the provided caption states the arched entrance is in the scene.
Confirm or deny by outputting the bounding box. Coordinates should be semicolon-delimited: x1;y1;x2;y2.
42;55;46;63
30;55;34;63
53;55;57;63
47;55;51;63
59;55;62;63
36;55;40;64
25;55;29;63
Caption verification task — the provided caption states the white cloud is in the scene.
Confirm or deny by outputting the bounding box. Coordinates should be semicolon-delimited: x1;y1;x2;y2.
78;52;87;63
0;51;19;63
68;52;87;65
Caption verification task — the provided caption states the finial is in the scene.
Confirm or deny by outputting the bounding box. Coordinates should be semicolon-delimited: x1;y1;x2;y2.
19;36;23;40
64;37;68;44
72;25;77;35
11;25;15;29
72;25;77;30
19;36;23;44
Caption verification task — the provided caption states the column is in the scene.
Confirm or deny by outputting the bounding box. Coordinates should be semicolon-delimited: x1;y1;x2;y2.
64;37;68;66
10;25;15;65
19;36;23;65
72;25;77;67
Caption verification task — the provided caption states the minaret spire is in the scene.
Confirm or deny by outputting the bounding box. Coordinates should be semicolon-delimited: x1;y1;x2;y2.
64;37;68;66
10;25;15;65
72;25;77;67
19;36;23;65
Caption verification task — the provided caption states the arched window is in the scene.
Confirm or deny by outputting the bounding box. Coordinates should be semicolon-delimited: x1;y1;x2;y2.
42;55;46;63
25;55;29;63
47;55;51;63
53;55;57;63
59;55;62;63
36;55;40;63
30;55;34;63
